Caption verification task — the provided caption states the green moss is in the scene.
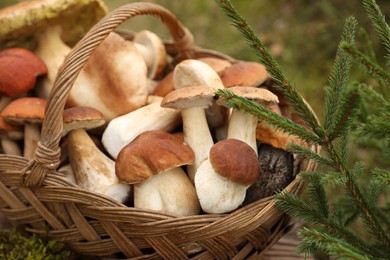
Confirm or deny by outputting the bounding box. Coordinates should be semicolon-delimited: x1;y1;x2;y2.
0;228;71;260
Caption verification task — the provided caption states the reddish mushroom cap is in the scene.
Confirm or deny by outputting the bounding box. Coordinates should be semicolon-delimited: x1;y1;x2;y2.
0;48;48;97
1;97;47;125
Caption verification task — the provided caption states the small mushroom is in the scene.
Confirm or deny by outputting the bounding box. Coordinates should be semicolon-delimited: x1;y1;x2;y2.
2;97;47;160
62;106;106;137
0;47;47;97
67;128;130;203
219;61;269;88
115;130;200;216
133;30;167;80
161;85;216;182
195;139;260;213
217;86;279;154
102;96;181;159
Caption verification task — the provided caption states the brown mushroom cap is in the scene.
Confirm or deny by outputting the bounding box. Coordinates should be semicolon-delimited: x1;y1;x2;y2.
224;86;279;106
62;106;106;136
210;139;260;186
161;85;216;110
220;61;269;88
0;48;47;97
115;130;195;184
1;97;47;124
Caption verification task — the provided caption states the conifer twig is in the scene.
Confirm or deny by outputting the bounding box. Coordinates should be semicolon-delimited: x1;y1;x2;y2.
362;0;390;59
341;41;390;83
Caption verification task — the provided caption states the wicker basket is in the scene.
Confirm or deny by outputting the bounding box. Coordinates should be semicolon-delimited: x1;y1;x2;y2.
0;2;319;259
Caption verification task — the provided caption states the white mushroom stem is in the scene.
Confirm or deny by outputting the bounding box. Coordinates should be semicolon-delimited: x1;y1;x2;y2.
24;124;40;160
134;167;200;216
227;109;258;155
1;138;22;156
182;107;214;182
102;97;181;159
195;159;248;214
34;25;71;99
68;128;130;203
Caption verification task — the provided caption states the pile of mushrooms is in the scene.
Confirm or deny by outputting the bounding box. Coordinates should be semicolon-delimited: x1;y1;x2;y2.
0;0;305;216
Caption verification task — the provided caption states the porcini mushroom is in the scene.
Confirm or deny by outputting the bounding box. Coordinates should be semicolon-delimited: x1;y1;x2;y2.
102;96;181;159
2;97;47;160
62;106;106;137
195;139;260;213
116;130;200;216
217;86;279;154
161;85;216;182
67;128;130;203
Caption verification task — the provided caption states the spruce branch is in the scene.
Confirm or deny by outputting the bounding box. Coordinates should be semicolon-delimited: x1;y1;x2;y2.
370;168;390;184
327;92;361;141
215;89;322;144
361;0;390;60
276;191;380;257
297;227;371;259
215;0;321;135
345;163;390;249
341;41;390;83
287;143;334;168
324;16;357;133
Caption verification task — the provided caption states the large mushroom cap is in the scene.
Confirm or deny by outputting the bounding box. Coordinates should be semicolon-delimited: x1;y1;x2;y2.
116;130;195;184
0;47;47;97
0;0;108;49
210;139;260;186
220;61;269;88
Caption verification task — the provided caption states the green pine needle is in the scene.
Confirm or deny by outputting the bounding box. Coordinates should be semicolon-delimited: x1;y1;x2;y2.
324;16;357;133
341;41;390;83
362;0;390;60
297;227;371;259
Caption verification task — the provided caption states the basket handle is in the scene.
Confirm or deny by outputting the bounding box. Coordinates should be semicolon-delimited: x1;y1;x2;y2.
21;2;195;187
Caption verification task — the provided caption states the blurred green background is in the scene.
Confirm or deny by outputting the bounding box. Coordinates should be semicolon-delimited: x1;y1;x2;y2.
1;0;389;120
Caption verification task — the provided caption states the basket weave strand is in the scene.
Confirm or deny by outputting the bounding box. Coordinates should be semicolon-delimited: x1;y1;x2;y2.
22;2;195;188
0;2;322;259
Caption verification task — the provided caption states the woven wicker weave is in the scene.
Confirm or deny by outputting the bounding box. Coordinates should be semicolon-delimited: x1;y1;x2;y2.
0;2;319;259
